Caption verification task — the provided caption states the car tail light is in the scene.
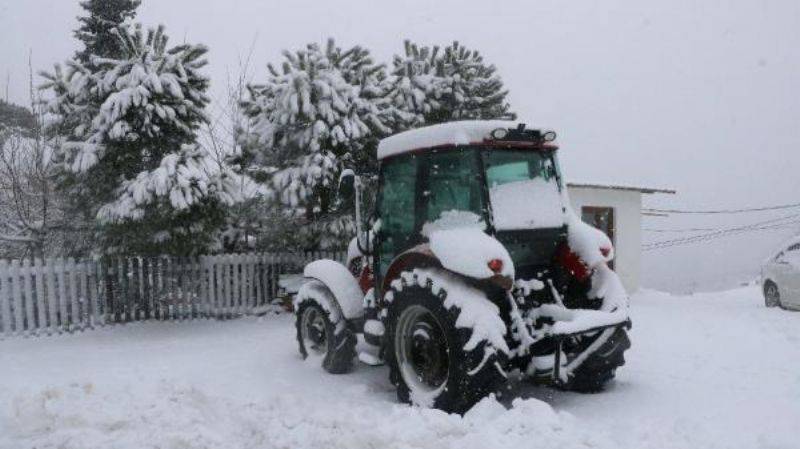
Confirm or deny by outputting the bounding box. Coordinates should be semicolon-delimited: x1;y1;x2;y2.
488;258;504;274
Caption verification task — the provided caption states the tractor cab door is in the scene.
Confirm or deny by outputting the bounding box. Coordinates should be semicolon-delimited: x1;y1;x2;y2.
375;154;420;280
375;148;487;286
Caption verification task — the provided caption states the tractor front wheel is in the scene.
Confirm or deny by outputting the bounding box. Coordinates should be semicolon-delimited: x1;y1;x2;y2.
295;283;357;374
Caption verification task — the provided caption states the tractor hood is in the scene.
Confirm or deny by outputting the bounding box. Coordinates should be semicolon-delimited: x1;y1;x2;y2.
422;211;515;280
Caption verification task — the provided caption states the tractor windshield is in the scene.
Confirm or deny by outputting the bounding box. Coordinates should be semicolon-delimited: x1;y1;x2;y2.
483;150;566;230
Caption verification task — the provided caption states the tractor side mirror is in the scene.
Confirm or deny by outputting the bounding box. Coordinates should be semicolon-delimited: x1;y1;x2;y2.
339;169;372;255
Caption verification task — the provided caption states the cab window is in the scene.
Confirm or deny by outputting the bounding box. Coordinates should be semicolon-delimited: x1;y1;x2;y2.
484;150;558;187
422;150;484;224
376;155;418;276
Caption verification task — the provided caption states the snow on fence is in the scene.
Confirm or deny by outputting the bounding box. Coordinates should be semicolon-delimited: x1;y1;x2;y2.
0;252;344;338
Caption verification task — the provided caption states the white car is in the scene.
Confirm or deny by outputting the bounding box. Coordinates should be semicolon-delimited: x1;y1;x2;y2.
762;239;800;309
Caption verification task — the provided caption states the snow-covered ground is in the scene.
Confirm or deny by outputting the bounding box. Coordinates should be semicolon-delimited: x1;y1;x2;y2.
1;286;798;449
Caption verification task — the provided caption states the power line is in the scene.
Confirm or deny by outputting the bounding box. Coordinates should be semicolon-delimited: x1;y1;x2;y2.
643;222;800;251
643;222;800;250
643;202;800;215
643;227;720;233
642;214;800;251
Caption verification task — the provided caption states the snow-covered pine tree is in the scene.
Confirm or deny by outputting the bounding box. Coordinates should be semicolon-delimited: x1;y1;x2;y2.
42;24;238;256
74;0;141;65
438;41;515;122
391;40;515;127
238;39;394;249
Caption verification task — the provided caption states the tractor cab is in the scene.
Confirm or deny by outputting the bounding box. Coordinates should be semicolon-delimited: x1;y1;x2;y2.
370;122;568;287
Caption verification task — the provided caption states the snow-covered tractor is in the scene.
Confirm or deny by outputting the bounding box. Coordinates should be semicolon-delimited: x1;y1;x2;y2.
294;121;631;413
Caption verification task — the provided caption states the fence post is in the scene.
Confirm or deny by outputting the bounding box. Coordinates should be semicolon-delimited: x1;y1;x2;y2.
78;259;87;331
198;256;207;318
233;254;242;317
144;257;154;321
9;259;22;335
121;257;131;323
66;258;79;332
221;255;229;319
154;257;164;321
177;256;184;321
194;256;202;319
207;256;214;318
95;259;106;326
85;260;96;330
0;260;9;337
254;254;262;310
33;258;46;334
22;259;34;335
244;254;254;313
130;257;140;322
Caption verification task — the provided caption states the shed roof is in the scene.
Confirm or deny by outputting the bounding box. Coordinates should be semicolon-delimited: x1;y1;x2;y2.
567;181;676;195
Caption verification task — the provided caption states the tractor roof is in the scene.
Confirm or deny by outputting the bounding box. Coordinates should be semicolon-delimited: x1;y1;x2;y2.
377;120;556;160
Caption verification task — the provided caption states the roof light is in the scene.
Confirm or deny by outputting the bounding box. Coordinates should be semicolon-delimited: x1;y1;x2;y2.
543;131;557;142
490;128;508;140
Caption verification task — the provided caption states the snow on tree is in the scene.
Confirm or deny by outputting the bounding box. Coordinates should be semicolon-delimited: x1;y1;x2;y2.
74;0;141;65
0;126;64;259
390;40;515;127
41;24;244;256
389;41;445;128
238;39;395;249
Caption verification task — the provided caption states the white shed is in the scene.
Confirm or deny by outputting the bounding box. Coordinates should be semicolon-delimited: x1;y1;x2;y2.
567;182;675;292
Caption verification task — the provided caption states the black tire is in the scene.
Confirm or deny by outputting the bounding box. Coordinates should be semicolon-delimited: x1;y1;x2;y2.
560;326;630;393
295;286;357;374
764;281;781;308
384;270;508;414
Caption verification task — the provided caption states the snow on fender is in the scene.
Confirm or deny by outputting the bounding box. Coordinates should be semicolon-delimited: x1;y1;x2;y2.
299;260;364;320
422;211;515;280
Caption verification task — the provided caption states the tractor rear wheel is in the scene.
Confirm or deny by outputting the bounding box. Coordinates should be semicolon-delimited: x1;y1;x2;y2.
384;270;508;414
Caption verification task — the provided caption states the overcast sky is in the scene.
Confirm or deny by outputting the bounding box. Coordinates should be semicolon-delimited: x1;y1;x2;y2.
2;0;799;292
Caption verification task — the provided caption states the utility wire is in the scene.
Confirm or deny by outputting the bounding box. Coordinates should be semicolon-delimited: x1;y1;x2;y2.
643;202;800;215
643;227;720;233
643;214;800;250
643;222;800;251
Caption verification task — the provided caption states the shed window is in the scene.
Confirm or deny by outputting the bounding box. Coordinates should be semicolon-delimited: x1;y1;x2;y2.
581;206;615;270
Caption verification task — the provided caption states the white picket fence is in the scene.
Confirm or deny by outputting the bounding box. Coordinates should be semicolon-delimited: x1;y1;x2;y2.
0;251;344;338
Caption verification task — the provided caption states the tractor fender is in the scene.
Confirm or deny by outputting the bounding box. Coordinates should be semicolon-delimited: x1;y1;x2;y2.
425;227;515;279
380;228;515;299
381;245;442;295
301;260;364;320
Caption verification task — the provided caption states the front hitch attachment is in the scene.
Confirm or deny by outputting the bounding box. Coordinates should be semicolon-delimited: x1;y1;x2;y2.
551;319;632;386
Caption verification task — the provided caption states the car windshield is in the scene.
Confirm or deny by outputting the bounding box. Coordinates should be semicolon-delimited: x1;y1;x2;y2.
482;150;566;230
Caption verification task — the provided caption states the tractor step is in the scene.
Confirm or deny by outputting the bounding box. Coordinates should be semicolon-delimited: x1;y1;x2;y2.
358;351;384;366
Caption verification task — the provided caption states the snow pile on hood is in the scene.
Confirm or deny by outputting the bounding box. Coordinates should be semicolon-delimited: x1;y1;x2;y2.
422;211;514;279
490;178;566;230
1;382;614;449
378;120;526;160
